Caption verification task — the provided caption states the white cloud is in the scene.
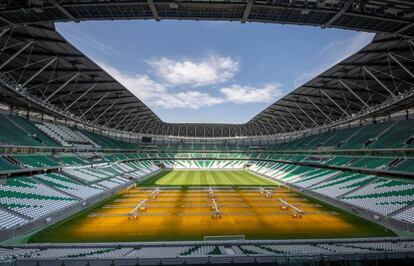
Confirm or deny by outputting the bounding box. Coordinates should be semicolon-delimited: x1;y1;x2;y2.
294;32;374;87
97;61;223;109
220;84;284;104
97;61;167;102
148;55;239;87
153;91;224;109
98;61;282;110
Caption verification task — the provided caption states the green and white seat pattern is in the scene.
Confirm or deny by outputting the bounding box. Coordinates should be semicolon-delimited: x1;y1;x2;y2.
0;177;77;220
394;206;414;223
30;248;133;258
249;161;414;220
340;179;414;215
0;208;28;229
162;160;245;169
34;173;103;199
310;172;377;198
97;177;131;190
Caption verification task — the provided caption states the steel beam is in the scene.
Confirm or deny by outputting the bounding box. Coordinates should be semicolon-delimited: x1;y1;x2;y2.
241;0;254;23
363;66;396;97
51;0;79;22
45;72;80;102
295;103;319;127
338;79;370;109
92;99;119;123
0;41;33;70
280;114;296;131
322;0;354;28
21;57;57;88
81;92;109;118
320;90;350;117
388;53;414;80
64;84;96;111
147;0;160;21
104;105;126;127
287;109;306;129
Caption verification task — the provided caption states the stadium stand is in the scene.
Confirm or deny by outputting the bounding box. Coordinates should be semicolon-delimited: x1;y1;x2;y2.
0;114;58;147
3;239;414;264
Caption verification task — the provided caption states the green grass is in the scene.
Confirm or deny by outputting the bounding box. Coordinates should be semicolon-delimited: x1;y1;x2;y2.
27;170;396;243
140;170;278;187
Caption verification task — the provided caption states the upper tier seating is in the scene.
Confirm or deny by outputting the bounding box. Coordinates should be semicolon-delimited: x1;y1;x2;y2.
390;158;414;173
320;127;362;148
0;114;58;147
6;116;59;147
337;122;393;149
58;155;89;166
80;130;135;150
0;157;21;172
369;120;414;149
350;156;392;169
13;155;60;168
36;122;98;148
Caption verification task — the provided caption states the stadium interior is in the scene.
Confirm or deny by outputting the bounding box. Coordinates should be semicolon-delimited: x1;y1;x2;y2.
1;0;414;265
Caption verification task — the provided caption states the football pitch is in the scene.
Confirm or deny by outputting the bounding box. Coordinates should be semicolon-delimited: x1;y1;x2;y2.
29;170;395;243
140;170;277;186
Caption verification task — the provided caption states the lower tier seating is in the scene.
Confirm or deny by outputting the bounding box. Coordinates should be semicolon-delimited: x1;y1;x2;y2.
249;161;414;220
0;177;77;220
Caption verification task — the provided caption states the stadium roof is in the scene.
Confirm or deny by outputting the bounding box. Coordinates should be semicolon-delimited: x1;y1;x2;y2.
0;0;414;138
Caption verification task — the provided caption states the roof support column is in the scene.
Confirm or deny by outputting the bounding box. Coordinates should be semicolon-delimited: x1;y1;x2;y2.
0;41;33;70
320;90;349;117
45;72;80;102
280;115;296;131
241;0;254;23
295;103;319;127
338;79;370;109
147;0;160;21
322;0;354;28
363;66;396;97
92;99;118;123
131;118;145;132
0;27;10;38
123;114;139;131
306;97;333;123
81;92;109;118
21;57;57;88
388;53;414;80
50;0;79;22
115;110;133;129
272;115;286;133
64;84;96;111
104;105;126;127
288;110;306;130
265;118;278;134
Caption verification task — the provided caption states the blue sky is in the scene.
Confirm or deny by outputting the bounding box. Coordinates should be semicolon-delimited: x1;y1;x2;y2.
56;21;373;124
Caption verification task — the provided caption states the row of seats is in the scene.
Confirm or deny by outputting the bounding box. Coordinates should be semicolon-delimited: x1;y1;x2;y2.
162;160;246;169
270;119;414;151
0;114;58;147
1;114;414;152
248;161;414;223
36;122;99;148
0;159;160;230
3;240;414;262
